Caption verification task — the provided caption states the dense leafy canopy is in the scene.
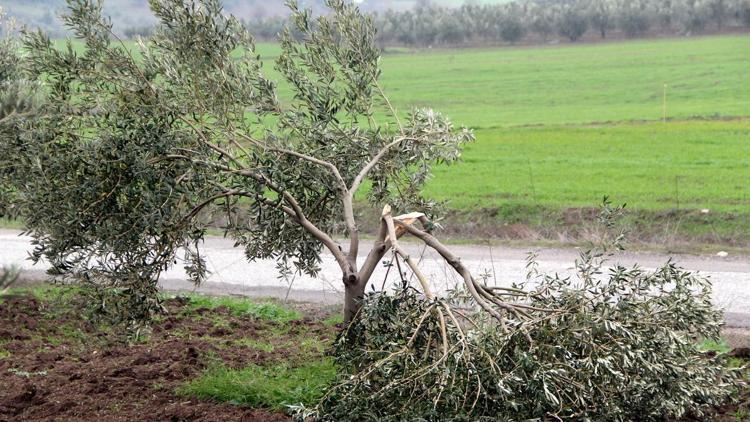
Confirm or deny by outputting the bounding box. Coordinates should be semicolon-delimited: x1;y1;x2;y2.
0;8;43;218
2;0;471;326
307;225;744;421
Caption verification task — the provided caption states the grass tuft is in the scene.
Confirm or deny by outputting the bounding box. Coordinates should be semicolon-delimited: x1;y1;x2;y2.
698;339;733;355
182;295;301;323
177;359;337;410
322;314;344;327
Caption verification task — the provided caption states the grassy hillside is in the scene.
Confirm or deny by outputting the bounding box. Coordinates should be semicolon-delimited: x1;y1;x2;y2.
377;36;750;128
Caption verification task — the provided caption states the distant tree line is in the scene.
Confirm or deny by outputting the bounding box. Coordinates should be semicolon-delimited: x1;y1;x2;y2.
229;0;750;46
121;0;750;45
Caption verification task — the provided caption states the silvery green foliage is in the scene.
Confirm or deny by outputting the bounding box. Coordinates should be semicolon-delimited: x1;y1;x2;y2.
588;0;616;38
556;2;590;41
7;0;471;327
618;0;654;37
497;3;527;43
0;8;44;219
307;250;742;421
299;201;743;421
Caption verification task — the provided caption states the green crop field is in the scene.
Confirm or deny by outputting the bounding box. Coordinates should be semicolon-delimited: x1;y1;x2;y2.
379;36;749;128
375;35;750;246
49;34;750;246
427;120;750;213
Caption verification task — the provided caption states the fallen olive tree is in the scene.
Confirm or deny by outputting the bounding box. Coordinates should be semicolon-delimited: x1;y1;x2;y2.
4;1;744;418
296;202;745;421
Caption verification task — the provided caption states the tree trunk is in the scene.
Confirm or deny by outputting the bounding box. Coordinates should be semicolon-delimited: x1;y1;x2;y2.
344;280;367;324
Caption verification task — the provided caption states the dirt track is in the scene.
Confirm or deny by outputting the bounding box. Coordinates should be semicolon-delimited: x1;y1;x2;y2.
3;229;749;328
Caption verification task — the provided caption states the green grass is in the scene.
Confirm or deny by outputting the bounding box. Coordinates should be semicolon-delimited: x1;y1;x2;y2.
322;314;344;327
42;35;750;245
378;35;750;128
427;119;750;213
698;339;733;355
4;284;80;303
177;359;337;410
233;338;276;353
181;294;301;323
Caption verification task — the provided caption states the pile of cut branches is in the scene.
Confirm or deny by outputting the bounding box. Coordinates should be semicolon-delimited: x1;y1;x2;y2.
297;205;745;421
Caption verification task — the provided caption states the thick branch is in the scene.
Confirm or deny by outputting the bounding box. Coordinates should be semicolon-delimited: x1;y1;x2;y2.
349;137;407;194
234;168;355;281
357;215;389;288
234;131;360;265
383;207;434;300
344;197;359;267
395;220;507;324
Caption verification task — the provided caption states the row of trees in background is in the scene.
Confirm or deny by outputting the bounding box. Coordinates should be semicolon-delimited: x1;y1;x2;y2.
233;0;750;46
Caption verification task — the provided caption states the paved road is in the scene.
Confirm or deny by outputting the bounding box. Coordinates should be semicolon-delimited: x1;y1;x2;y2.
2;229;748;327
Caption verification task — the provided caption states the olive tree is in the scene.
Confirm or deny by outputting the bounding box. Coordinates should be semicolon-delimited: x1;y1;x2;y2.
740;0;750;26
588;0;616;38
557;3;590;41
707;0;730;29
653;0;677;30
618;0;653;37
529;4;556;41
497;4;527;43
9;0;474;325
677;0;712;32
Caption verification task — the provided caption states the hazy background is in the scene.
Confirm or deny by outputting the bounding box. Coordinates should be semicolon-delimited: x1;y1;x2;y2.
0;0;511;35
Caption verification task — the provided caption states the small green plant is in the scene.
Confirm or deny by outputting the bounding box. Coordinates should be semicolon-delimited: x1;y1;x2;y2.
699;339;733;355
0;265;19;295
183;295;300;323
322;314;344;327
177;359;337;410
733;408;750;421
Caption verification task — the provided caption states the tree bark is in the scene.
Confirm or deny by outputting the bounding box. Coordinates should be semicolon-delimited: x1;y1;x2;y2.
344;278;367;324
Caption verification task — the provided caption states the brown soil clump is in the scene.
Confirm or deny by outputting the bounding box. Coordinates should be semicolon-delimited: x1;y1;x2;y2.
0;294;335;421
